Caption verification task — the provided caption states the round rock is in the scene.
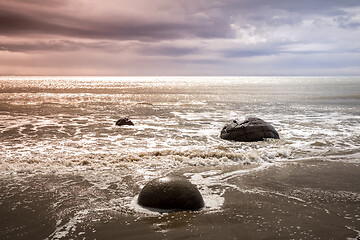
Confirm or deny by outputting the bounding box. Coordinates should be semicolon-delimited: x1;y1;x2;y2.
138;175;204;211
115;117;134;126
220;117;279;142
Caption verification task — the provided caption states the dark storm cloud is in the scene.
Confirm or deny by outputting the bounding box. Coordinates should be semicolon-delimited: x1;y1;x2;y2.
0;7;231;41
0;40;124;53
0;9;64;34
0;0;358;42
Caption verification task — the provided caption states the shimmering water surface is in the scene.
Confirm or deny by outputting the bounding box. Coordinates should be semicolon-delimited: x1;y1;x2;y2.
0;76;359;239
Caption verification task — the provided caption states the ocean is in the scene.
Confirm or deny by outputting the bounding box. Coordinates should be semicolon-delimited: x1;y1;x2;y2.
0;76;359;239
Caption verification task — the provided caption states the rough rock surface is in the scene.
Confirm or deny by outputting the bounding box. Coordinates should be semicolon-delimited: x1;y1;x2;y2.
138;175;204;211
220;117;279;142
115;117;134;126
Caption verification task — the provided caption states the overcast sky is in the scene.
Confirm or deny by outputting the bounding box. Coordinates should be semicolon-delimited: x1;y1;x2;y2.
0;0;360;76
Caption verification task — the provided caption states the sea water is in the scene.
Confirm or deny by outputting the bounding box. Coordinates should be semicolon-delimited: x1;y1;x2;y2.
0;76;359;239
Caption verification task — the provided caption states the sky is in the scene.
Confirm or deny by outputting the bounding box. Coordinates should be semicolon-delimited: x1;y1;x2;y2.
0;0;360;76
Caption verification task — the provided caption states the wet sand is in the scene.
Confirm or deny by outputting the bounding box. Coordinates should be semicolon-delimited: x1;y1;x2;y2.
1;160;359;240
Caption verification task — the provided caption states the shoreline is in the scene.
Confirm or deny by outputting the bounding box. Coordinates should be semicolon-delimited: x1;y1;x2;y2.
1;159;359;239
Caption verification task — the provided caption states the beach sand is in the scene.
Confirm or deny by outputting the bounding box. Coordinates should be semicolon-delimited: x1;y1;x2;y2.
1;159;359;240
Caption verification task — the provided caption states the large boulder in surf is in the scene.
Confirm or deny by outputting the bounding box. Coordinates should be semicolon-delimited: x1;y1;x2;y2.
138;175;204;211
220;117;279;142
115;117;134;126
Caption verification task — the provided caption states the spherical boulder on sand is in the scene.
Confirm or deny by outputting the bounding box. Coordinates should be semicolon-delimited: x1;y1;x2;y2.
115;117;134;126
220;117;279;142
138;175;204;211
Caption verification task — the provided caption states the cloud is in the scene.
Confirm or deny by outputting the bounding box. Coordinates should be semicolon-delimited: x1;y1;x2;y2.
0;40;77;52
0;1;232;41
0;9;59;34
0;39;129;53
334;14;360;29
0;0;359;75
139;45;199;57
222;0;360;16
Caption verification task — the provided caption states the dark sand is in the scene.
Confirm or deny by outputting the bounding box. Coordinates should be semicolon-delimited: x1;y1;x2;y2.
1;160;359;240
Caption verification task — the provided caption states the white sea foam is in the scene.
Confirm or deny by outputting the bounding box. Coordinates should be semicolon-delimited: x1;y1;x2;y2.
47;210;90;240
346;226;360;240
1;77;359;192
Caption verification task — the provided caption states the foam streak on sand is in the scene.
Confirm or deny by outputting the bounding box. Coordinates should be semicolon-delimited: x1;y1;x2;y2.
47;210;89;240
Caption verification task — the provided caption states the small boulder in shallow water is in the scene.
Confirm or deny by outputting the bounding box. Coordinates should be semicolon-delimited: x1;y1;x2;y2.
220;117;279;142
115;117;134;126
138;175;204;211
